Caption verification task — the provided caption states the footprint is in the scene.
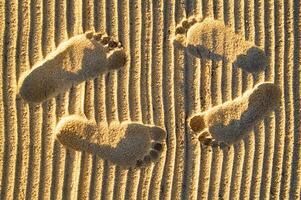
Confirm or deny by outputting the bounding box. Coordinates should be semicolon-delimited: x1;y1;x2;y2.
54;115;166;168
18;31;127;103
189;82;281;145
173;17;268;73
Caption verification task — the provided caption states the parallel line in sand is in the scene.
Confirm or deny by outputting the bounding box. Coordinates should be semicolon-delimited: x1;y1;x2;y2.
26;0;43;199
183;1;202;200
38;0;56;199
77;0;94;199
197;56;213;199
0;0;4;194
280;0;295;199
1;0;18;199
271;0;286;198
88;0;106;199
101;0;118;199
66;0;80;38
139;0;153;141
240;0;256;199
101;162;115;200
111;0;130;199
50;0;69;199
160;1;176;199
147;1;166;199
260;0;276;199
218;1;234;199
89;80;106;199
135;0;153;199
231;0;242;98
239;3;258;196
116;0;130;124
207;0;223;199
0;6;5;195
290;0;301;198
77;80;94;199
249;0;265;199
123;1;143;198
62;0;83;199
170;0;186;199
13;0;30;199
229;1;244;199
125;1;146;199
198;0;213;199
128;0;141;122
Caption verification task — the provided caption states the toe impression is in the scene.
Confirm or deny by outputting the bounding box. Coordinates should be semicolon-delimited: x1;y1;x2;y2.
189;114;206;132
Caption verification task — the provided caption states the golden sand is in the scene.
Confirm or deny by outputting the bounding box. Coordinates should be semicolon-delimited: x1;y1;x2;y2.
0;0;300;200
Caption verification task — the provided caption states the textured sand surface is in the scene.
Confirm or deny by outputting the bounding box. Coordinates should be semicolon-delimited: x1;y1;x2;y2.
0;0;301;200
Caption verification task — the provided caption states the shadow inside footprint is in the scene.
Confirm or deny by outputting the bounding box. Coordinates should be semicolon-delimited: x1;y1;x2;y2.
186;44;268;74
233;47;268;73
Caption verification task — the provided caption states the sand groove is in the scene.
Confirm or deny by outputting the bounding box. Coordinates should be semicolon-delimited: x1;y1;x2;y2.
161;1;177;199
291;1;301;199
13;0;31;199
228;1;244;200
147;1;166;199
183;2;202;200
112;0;130;199
239;2;255;200
197;1;214;199
218;1;234;199
38;0;56;199
281;0;295;199
89;1;106;199
271;1;286;199
249;0;265;199
207;2;223;199
1;1;18;200
171;1;186;199
1;0;301;200
62;1;83;199
0;5;4;198
50;0;69;199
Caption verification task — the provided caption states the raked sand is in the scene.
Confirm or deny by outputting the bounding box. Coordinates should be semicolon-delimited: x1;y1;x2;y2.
0;0;301;200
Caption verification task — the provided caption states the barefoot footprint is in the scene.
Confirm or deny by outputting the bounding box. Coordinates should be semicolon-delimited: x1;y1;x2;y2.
18;31;127;103
189;82;281;146
55;115;166;168
174;17;268;73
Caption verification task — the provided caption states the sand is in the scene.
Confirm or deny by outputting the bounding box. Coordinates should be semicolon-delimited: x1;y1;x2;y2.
0;0;300;200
